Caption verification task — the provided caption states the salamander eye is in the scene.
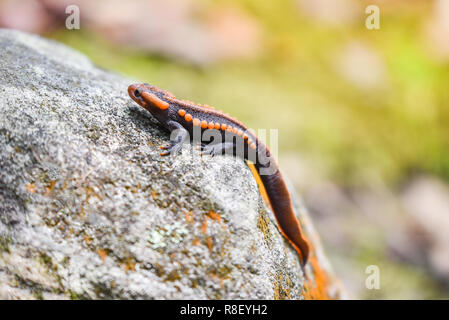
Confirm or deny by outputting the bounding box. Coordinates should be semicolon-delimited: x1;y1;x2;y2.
134;89;142;97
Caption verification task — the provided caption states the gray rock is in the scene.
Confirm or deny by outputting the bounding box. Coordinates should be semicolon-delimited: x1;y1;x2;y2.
0;29;340;299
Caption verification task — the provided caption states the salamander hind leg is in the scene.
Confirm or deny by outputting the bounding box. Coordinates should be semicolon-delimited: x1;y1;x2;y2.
200;142;235;157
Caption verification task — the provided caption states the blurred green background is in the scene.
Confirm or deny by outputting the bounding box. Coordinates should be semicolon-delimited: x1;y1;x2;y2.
3;0;449;299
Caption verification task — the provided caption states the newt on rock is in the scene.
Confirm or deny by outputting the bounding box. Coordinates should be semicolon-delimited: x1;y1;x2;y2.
128;83;310;266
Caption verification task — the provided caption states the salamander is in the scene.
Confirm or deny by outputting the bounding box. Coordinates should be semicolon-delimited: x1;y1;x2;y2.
128;83;310;266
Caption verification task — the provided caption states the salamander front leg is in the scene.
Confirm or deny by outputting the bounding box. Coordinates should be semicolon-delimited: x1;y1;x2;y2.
160;121;189;156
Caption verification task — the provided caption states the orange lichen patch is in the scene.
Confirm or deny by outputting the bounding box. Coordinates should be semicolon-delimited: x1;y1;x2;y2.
302;255;332;300
45;180;56;196
201;218;208;234
178;109;186;117
127;262;136;271
206;237;213;251
122;258;136;273
184;114;192;122
221;123;227;131
84;235;91;245
85;186;101;203
207;211;221;222
97;249;108;264
184;211;194;224
214;123;221;130
151;191;157;200
208;122;215;130
141;92;169;110
192;237;200;246
25;183;36;193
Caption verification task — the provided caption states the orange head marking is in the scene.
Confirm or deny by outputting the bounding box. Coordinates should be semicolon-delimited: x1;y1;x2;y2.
178;109;186;117
201;120;208;129
128;83;170;112
193;118;201;126
141;92;169;110
184;114;192;122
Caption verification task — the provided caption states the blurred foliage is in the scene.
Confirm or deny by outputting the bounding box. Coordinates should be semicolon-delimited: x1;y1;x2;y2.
50;0;449;188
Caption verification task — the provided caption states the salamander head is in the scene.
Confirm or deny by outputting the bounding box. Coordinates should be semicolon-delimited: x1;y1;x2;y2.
128;83;170;113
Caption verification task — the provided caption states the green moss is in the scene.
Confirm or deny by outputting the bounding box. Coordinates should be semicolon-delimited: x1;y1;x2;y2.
38;252;65;290
0;236;12;254
69;291;81;300
33;290;44;300
39;253;54;269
